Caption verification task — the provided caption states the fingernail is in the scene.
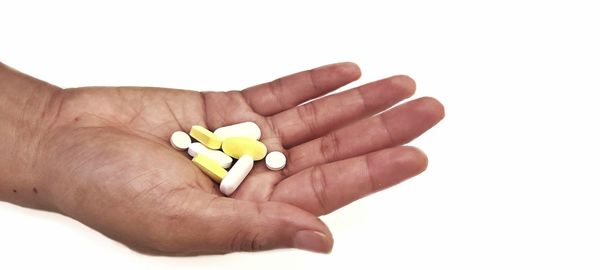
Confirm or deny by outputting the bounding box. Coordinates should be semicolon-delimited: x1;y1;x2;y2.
293;230;331;253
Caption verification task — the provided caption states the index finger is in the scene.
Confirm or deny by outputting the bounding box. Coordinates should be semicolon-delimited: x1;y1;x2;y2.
241;62;361;116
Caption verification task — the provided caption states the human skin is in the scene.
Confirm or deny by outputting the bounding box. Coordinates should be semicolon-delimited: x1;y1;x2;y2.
0;62;444;255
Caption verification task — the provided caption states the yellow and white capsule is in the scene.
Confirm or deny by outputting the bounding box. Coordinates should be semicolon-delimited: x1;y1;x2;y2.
189;125;222;149
188;142;233;169
221;137;267;160
192;154;228;183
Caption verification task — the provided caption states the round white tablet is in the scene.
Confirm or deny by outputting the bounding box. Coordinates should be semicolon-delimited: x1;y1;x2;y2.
170;131;191;151
265;151;286;171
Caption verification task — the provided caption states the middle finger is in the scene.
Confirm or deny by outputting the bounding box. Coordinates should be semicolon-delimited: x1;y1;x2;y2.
282;97;444;177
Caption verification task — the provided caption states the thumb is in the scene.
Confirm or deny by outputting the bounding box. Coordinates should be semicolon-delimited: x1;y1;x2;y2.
208;197;333;253
170;196;333;254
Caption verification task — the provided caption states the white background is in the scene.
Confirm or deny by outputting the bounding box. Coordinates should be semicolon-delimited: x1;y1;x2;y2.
1;0;599;269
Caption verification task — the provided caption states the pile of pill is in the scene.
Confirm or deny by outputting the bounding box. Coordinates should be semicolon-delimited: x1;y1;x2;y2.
169;122;286;196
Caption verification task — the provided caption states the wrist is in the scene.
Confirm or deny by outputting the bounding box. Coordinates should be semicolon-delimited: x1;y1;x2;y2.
0;62;62;210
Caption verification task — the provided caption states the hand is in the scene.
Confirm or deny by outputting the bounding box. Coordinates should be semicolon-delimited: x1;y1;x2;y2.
31;63;444;255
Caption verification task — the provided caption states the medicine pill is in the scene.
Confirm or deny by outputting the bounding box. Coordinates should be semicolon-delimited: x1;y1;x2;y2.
221;137;267;160
170;131;192;151
192;154;228;183
189;125;222;149
220;155;254;196
177;121;270;195
187;142;233;169
214;121;261;140
265;151;286;171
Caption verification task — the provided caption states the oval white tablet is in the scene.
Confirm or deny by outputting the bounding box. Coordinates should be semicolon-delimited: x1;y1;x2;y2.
214;121;261;140
265;151;286;171
187;142;233;169
220;155;254;196
170;131;192;151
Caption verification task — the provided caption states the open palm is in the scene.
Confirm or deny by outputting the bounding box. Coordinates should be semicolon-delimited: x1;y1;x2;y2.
39;63;444;255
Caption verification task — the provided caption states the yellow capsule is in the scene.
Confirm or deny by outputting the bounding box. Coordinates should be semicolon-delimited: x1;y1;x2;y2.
192;154;228;183
222;137;267;160
189;125;222;149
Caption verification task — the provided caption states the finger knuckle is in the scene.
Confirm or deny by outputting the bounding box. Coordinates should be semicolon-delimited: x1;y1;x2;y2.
310;166;329;213
230;230;269;252
297;102;320;138
320;132;341;162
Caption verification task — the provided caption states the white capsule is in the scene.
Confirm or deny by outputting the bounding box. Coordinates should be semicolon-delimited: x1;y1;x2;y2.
214;121;261;140
220;155;254;196
187;142;233;169
170;131;192;151
265;151;286;171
